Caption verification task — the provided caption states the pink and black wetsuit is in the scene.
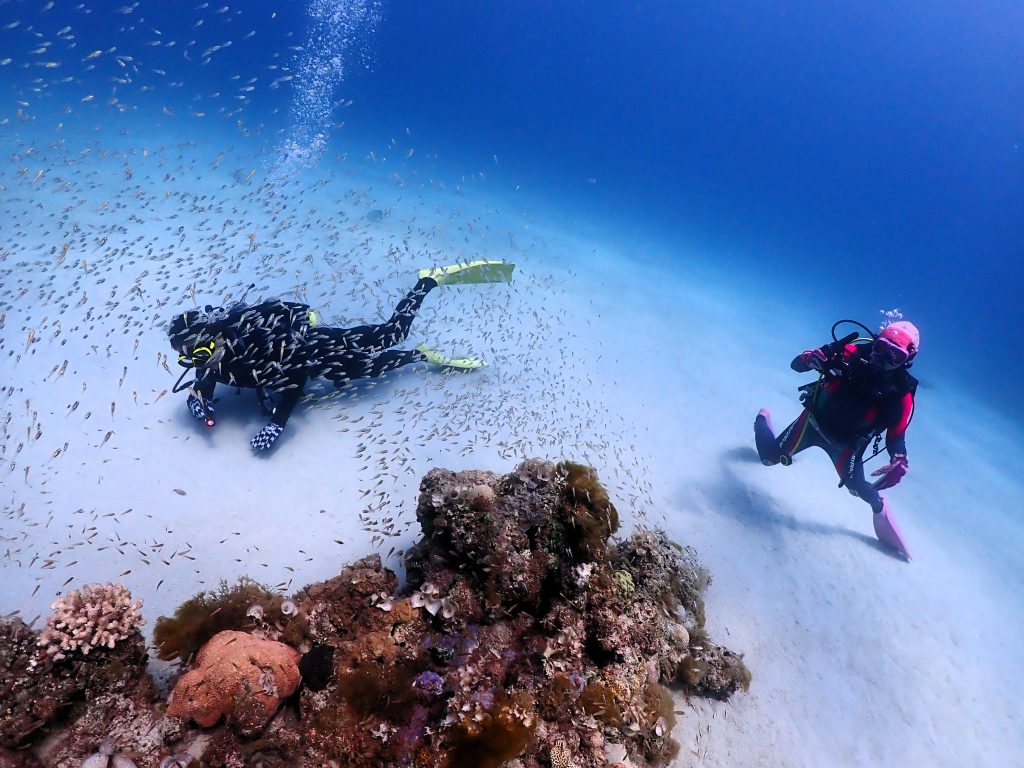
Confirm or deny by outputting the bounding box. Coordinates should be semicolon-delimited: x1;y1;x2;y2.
757;341;917;512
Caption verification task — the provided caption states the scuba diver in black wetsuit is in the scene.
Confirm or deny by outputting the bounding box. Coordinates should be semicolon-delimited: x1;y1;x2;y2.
753;320;920;559
167;260;514;453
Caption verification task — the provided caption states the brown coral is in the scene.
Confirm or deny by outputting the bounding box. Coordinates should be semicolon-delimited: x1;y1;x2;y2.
0;618;80;748
165;630;300;736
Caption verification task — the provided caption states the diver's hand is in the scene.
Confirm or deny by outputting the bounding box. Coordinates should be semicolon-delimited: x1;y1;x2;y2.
250;423;284;452
807;348;829;371
187;394;215;426
871;455;908;490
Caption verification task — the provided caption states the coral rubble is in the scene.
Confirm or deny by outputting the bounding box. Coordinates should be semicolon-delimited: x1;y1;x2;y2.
2;459;748;768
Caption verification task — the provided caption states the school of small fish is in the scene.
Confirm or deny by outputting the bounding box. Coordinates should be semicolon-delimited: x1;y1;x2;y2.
0;0;655;626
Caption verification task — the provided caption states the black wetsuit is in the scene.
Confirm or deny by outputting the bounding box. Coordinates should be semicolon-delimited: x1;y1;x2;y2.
185;277;436;431
757;341;917;512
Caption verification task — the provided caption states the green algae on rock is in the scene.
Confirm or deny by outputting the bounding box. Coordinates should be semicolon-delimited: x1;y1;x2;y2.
152;577;281;662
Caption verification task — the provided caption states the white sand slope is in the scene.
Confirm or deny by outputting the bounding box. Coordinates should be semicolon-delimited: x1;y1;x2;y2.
1;121;1021;768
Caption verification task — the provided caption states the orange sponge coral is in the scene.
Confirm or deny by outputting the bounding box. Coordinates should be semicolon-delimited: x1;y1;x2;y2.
165;630;300;736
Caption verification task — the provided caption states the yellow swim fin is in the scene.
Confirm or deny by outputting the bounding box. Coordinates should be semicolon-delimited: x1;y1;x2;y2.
418;259;515;286
415;343;485;370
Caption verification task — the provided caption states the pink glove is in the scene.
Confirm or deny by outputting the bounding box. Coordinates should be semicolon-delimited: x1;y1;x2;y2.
872;455;908;490
805;348;829;371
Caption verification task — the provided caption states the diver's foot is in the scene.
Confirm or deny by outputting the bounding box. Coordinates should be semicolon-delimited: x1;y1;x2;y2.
415;343;485;370
417;259;515;286
754;408;782;466
251;423;284;453
872;499;912;560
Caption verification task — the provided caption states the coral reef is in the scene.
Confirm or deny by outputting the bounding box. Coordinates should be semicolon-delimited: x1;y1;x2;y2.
4;459;748;768
37;583;144;662
1;617;80;749
165;630;301;736
1;600;157;767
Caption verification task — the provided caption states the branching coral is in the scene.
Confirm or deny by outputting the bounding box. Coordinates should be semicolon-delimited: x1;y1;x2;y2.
36;583;144;661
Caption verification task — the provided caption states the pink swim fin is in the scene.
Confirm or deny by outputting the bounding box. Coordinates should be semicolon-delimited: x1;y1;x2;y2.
873;498;912;560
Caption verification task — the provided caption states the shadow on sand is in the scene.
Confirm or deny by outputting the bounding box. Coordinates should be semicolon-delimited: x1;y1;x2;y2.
701;445;897;557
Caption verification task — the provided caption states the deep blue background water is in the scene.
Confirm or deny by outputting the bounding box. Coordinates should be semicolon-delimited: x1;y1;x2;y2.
356;0;1023;412
2;0;1021;415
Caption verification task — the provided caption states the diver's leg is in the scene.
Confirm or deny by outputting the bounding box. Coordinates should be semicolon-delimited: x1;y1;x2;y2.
833;447;911;558
362;349;427;378
832;447;883;512
758;408;826;466
320;349;426;386
418;259;515;285
754;408;784;465
871;496;912;559
317;277;437;353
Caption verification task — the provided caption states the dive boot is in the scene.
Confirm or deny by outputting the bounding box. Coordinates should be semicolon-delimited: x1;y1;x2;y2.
416;343;485;370
418;259;515;285
872;498;912;560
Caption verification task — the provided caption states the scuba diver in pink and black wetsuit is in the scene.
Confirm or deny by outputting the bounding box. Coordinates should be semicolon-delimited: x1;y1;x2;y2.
753;320;920;559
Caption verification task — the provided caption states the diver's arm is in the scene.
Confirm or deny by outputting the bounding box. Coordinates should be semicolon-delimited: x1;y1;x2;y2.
250;374;307;452
792;346;828;372
792;339;861;374
871;390;914;490
193;369;217;400
187;371;217;425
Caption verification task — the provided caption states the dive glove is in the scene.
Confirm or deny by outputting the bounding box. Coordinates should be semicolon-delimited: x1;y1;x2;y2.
187;394;215;426
871;455;908;490
251;423;284;452
806;348;829;371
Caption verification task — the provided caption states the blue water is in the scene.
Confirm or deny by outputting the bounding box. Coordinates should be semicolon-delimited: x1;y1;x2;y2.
1;0;1021;387
2;5;1023;763
360;0;1024;415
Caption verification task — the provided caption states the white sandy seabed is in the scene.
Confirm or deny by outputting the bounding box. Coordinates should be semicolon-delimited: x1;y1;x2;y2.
1;119;1022;768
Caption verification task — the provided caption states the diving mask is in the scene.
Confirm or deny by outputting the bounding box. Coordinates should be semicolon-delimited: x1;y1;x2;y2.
178;340;225;369
871;336;909;367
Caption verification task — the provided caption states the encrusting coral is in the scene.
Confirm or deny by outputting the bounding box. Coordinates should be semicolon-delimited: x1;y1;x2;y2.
2;459;748;768
164;630;301;736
